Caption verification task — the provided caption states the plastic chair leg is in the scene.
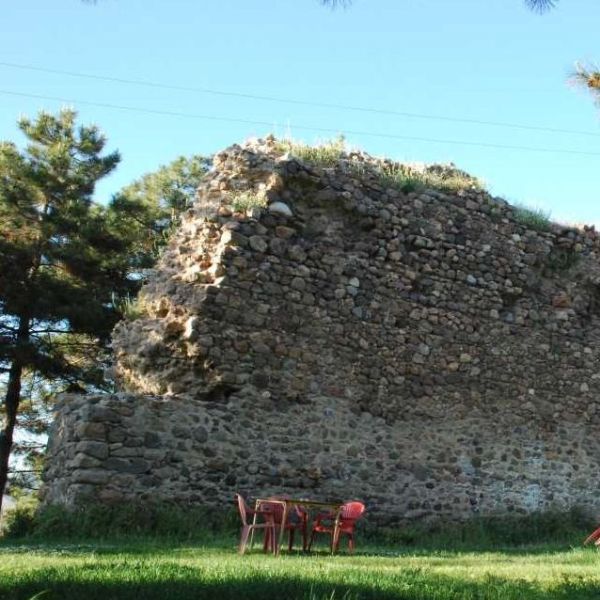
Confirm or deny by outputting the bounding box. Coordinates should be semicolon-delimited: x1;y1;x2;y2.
239;525;250;554
308;529;316;551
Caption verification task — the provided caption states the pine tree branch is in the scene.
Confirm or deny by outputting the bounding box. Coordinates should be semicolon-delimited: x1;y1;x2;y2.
8;469;42;474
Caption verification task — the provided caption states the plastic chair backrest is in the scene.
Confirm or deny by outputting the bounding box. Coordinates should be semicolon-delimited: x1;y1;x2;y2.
340;501;365;524
235;493;250;526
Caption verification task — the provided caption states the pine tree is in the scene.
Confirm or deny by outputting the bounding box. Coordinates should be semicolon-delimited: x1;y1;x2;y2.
108;154;211;271
505;1;600;101
0;109;137;512
572;63;600;103
523;0;557;12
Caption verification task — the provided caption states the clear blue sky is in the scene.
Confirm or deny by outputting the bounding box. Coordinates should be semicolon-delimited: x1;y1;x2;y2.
1;0;599;224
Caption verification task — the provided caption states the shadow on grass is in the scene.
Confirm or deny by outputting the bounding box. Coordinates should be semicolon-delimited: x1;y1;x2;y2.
3;565;600;600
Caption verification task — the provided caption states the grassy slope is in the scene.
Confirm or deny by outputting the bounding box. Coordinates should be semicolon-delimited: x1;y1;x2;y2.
2;539;600;600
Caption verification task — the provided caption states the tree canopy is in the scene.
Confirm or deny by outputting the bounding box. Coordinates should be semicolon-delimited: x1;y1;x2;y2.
0;136;211;504
523;0;558;12
108;154;211;271
0;109;139;511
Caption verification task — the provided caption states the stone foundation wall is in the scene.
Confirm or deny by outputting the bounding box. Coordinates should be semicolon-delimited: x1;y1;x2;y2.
43;391;600;522
42;138;600;522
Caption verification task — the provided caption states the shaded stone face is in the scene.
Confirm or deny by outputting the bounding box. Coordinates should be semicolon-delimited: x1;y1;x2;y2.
42;138;600;523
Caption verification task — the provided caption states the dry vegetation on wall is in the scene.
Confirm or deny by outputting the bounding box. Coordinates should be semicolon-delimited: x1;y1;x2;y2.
277;137;485;194
513;204;553;233
42;136;600;525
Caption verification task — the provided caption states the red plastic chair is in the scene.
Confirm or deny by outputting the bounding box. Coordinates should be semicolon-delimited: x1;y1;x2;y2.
308;501;365;554
583;525;600;546
259;499;309;552
235;493;276;554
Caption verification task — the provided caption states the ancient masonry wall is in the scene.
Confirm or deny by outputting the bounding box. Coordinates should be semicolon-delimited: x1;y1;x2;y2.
43;138;600;523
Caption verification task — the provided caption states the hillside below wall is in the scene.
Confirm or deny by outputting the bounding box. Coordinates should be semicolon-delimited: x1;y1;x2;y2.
42;139;600;522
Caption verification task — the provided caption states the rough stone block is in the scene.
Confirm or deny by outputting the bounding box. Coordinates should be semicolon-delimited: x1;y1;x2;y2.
75;441;109;460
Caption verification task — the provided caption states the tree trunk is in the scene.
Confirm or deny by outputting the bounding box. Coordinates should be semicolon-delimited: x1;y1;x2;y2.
0;315;29;516
0;358;23;515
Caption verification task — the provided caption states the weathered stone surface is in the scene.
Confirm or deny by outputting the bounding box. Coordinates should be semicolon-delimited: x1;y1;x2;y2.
75;441;109;460
72;469;110;485
268;201;293;217
75;422;106;441
42;138;600;523
104;458;150;474
248;235;268;253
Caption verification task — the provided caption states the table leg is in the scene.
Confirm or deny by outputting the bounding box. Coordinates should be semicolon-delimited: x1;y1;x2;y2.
249;500;259;551
302;508;308;552
331;510;341;554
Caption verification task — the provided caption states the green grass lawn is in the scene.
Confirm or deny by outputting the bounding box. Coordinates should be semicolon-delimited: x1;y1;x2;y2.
2;537;600;600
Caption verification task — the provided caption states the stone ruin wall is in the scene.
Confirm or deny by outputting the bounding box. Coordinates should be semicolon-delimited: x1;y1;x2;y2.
43;138;600;524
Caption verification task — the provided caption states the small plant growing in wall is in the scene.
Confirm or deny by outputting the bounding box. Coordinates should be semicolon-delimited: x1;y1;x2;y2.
229;191;268;213
277;136;347;168
375;163;424;193
114;293;149;321
544;247;581;274
513;204;553;232
374;161;484;194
